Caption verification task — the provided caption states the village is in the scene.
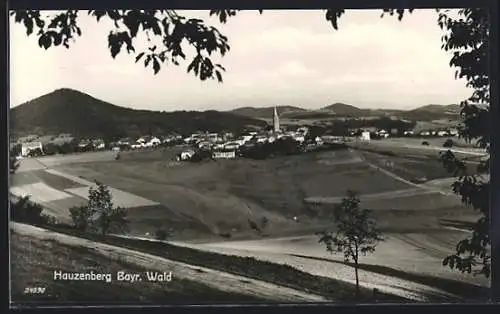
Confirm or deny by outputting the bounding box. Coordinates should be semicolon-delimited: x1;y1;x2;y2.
10;106;461;161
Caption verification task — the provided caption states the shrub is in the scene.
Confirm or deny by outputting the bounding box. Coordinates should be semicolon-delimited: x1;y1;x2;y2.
261;216;269;229
27;148;43;157
155;229;169;241
69;182;129;235
10;196;52;225
69;205;94;231
443;139;454;148
189;149;212;162
43;143;59;155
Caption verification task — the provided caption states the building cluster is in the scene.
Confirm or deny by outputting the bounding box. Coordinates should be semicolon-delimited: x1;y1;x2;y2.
11;106;461;159
409;128;459;137
178;106;325;160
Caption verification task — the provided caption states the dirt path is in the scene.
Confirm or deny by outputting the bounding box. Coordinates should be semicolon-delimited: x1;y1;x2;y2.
9;222;328;303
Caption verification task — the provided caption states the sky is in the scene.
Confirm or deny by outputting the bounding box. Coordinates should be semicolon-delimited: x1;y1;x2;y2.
9;9;473;111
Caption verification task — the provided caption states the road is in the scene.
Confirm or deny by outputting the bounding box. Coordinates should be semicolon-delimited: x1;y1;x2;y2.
10;222;328;303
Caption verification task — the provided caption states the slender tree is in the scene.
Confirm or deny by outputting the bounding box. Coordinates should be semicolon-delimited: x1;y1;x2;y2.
317;190;383;298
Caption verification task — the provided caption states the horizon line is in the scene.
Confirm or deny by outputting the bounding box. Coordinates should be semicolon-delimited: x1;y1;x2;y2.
10;87;459;112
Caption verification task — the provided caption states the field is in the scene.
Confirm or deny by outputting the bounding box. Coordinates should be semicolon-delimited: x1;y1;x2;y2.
25;147;455;240
9;142;490;303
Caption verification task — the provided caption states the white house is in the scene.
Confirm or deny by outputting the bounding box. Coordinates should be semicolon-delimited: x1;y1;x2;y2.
131;141;143;149
315;136;324;145
224;142;241;150
213;150;236;159
360;131;371;141
93;140;106;150
377;129;389;139
178;150;195;161
294;136;305;143
148;137;161;147
21;141;43;157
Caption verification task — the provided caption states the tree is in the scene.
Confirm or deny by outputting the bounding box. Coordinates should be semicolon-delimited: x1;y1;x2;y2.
70;181;129;235
434;8;491;279
10;195;55;225
9;147;20;173
316;190;383;299
12;8;492;278
155;229;170;241
443;138;454;148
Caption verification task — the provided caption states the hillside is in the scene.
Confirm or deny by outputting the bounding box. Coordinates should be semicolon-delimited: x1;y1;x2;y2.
321;102;367;116
231;103;460;121
230;106;307;119
409;104;461;114
10;89;267;138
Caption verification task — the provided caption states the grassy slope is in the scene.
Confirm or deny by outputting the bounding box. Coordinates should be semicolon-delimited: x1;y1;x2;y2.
30;224;406;303
52;149;412;239
10;231;260;306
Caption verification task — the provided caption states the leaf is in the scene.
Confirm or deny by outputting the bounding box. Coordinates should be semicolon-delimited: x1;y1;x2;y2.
215;70;223;83
152;57;161;74
108;32;121;58
38;33;52;49
23;17;34;36
135;52;145;63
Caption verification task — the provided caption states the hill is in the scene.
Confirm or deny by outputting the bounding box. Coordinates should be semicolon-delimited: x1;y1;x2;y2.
230;106;307;119
10;89;267;138
321;102;367;116
231;103;460;121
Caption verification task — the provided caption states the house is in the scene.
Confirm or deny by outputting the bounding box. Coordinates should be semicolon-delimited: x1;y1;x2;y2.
21;141;43;157
78;139;94;151
177;150;195;161
360;131;371;141
241;135;254;143
117;138;132;149
131;140;144;149
296;127;309;137
224;142;241;150
212;150;236;159
93;139;106;150
314;136;324;145
377;129;389;139
146;136;161;147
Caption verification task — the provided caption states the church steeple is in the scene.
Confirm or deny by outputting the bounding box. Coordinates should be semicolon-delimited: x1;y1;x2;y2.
273;105;280;133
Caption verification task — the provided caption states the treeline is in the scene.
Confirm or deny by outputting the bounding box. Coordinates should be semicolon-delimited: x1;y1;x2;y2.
239;138;347;160
322;117;416;136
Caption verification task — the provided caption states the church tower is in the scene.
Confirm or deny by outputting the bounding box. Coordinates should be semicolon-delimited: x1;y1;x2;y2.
273;105;280;133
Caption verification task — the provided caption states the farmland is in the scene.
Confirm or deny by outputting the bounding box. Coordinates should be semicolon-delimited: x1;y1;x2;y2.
33;147;454;240
9;141;489;302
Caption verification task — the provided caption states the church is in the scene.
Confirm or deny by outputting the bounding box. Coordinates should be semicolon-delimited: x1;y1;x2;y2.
273;105;281;133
